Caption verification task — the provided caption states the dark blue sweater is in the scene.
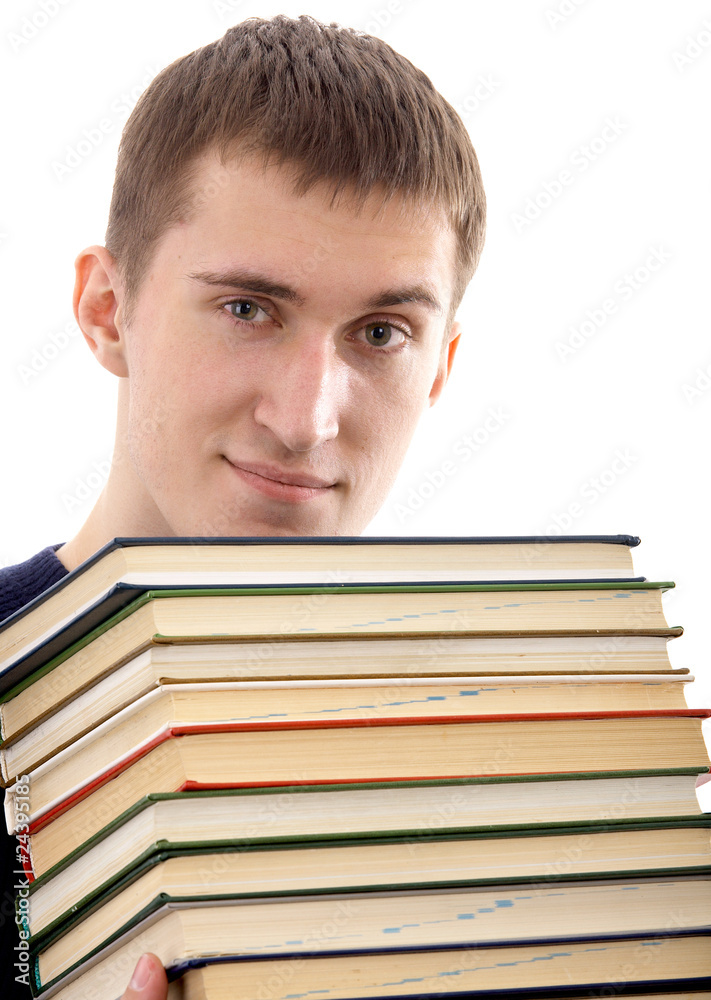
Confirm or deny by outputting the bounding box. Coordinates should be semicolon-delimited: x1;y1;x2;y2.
0;545;69;996
0;544;69;625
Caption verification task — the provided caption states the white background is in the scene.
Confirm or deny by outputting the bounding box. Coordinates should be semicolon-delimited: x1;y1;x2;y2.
1;0;709;719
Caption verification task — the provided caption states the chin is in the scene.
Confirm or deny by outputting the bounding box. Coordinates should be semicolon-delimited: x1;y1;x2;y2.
181;510;337;539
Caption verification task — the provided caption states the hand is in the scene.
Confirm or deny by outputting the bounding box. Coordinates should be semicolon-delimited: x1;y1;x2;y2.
121;954;168;1000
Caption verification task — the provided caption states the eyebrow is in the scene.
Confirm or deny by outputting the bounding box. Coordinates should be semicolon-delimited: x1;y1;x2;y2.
365;286;443;315
187;267;444;316
187;268;306;306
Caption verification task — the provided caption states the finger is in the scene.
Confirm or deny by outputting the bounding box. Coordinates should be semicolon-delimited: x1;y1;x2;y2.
122;953;169;1000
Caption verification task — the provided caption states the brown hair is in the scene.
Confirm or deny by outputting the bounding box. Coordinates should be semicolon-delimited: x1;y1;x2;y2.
106;15;486;319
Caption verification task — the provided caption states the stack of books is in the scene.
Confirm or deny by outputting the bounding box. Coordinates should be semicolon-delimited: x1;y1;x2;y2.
1;535;709;1000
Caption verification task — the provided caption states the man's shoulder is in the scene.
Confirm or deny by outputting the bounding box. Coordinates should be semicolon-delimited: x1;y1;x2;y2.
0;544;68;625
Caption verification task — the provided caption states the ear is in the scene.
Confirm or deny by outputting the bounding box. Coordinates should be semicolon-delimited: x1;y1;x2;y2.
74;246;129;378
428;321;461;407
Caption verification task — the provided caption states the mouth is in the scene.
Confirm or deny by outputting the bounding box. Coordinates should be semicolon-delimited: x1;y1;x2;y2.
224;458;337;503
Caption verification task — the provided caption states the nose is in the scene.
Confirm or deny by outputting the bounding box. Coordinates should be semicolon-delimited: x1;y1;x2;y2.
253;335;341;453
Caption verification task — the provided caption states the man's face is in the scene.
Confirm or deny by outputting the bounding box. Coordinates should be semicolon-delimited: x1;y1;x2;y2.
115;152;459;537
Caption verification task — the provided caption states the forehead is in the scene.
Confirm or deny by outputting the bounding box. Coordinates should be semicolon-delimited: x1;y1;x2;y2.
157;151;458;304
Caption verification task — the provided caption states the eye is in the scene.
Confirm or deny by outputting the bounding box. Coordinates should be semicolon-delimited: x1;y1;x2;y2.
360;322;408;349
224;299;269;323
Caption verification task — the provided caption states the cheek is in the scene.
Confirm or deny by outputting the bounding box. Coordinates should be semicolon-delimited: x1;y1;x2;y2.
355;382;429;471
138;345;240;433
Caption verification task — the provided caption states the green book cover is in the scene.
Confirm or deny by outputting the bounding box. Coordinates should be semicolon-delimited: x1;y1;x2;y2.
28;816;711;952
30;767;710;884
0;579;679;706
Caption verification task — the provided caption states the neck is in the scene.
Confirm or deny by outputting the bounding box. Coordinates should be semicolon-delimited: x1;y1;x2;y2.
56;461;174;573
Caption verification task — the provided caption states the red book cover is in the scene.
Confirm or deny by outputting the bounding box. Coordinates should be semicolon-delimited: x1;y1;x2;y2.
24;709;711;835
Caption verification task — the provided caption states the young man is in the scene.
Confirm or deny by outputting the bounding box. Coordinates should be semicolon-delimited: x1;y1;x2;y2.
0;15;485;998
